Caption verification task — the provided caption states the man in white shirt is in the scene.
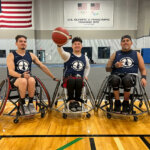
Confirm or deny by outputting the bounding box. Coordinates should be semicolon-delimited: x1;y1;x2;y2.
57;37;90;111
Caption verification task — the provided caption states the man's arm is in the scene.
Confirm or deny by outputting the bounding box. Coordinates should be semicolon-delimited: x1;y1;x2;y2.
106;52;116;72
7;53;22;78
57;46;70;62
137;52;147;87
30;53;56;80
84;56;90;80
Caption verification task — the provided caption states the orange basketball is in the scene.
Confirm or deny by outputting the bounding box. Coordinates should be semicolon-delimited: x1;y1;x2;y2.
52;27;71;45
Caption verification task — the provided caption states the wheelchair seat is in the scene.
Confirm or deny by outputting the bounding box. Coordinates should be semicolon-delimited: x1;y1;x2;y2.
0;76;50;123
96;73;150;121
51;78;95;119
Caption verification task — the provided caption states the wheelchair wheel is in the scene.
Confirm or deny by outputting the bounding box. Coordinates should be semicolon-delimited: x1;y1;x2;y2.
107;113;111;119
14;118;19;124
134;116;138;122
86;113;91;118
63;113;67;119
41;109;45;118
0;79;9;115
35;77;51;109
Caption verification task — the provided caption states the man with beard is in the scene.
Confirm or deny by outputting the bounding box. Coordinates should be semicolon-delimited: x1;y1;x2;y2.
7;35;57;115
106;35;147;113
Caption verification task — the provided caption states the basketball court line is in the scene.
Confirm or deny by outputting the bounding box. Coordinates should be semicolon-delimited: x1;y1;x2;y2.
1;134;150;138
0;135;150;149
140;137;150;149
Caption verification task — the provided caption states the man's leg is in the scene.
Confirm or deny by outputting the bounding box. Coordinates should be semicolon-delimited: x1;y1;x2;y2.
27;77;36;114
75;78;83;101
14;78;30;115
66;78;77;111
122;74;135;113
109;75;121;112
75;78;83;111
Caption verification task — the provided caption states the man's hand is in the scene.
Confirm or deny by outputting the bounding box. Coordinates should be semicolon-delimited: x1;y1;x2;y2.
141;78;147;87
84;77;88;80
23;71;30;79
115;61;123;68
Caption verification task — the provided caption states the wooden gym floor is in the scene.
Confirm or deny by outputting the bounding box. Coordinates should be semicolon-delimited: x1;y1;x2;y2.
0;102;150;150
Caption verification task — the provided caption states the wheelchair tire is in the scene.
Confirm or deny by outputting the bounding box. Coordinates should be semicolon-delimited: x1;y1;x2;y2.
0;79;9;115
86;113;91;118
63;113;67;119
41;109;45;118
107;113;111;119
134;116;138;122
35;77;51;108
14;118;19;124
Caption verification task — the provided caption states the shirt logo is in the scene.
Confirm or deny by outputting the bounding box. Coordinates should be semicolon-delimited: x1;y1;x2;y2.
17;59;29;71
120;57;134;68
72;60;84;71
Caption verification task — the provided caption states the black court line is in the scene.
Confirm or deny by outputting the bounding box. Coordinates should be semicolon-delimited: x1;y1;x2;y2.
1;134;150;139
140;136;150;149
89;138;96;150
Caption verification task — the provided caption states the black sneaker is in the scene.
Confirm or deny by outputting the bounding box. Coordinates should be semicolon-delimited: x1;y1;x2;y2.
74;101;82;111
122;101;129;114
69;102;77;112
114;100;121;113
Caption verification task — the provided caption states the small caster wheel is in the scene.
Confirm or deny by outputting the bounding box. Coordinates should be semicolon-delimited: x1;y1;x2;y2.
107;113;111;119
41;109;45;118
86;113;91;118
134;116;138;122
14;119;19;124
63;113;67;119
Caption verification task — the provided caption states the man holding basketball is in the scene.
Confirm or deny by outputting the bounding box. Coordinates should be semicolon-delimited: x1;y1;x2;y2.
7;35;57;115
57;37;90;112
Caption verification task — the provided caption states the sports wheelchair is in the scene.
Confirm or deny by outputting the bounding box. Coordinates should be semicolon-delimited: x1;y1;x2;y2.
51;78;95;119
0;76;50;123
96;73;150;121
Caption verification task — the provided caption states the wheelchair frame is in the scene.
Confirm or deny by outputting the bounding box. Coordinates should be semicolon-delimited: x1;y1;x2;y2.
96;73;150;121
0;76;50;123
51;79;95;119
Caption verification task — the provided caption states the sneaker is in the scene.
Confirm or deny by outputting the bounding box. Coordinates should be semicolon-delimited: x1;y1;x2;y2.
122;101;129;114
20;104;30;115
74;101;82;111
28;103;37;114
114;100;121;113
69;102;77;112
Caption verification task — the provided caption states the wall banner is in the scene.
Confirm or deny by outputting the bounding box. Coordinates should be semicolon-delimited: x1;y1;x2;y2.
64;1;114;28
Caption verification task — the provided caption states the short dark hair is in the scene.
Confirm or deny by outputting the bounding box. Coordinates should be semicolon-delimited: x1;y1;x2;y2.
72;37;82;44
15;35;27;42
121;35;132;41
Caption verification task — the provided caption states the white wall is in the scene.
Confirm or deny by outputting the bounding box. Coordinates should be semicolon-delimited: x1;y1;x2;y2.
34;0;138;30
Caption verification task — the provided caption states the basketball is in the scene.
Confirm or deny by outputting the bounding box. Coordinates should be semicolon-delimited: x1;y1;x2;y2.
52;27;71;45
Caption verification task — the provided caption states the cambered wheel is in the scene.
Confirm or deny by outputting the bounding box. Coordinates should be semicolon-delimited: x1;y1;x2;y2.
14;118;19;124
0;79;9;116
107;113;111;119
41;109;45;118
134;116;138;122
63;113;67;119
86;113;91;118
